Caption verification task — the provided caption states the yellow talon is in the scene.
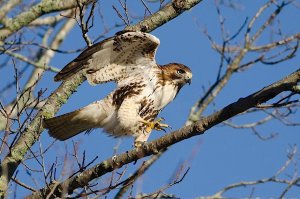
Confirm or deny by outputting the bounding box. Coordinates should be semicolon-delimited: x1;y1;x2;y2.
134;141;144;148
141;118;170;133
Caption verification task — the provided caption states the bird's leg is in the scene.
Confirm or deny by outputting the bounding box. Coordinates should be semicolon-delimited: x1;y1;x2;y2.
141;118;170;133
134;118;170;148
134;133;151;148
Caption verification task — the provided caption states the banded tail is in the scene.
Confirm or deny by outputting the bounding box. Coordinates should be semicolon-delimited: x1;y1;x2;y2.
43;103;107;140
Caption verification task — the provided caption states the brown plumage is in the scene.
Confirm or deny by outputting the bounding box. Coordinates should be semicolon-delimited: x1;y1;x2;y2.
44;32;192;146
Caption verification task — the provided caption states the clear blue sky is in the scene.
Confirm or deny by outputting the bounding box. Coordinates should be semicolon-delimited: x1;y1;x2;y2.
2;0;300;198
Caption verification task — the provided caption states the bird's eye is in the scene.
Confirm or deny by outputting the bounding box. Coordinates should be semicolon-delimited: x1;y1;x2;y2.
177;69;185;75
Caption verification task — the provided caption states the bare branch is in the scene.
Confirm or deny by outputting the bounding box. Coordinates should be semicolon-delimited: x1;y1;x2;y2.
11;178;36;192
186;1;299;125
0;48;60;72
0;0;93;41
0;0;22;22
140;0;153;15
205;145;300;198
29;10;73;26
75;0;96;46
112;5;130;26
125;0;204;32
115;149;167;199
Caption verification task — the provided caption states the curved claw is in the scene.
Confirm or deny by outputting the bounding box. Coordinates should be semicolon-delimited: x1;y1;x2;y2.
141;118;170;133
134;141;145;148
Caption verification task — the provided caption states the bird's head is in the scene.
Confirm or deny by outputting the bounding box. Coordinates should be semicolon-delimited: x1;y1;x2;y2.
160;63;192;87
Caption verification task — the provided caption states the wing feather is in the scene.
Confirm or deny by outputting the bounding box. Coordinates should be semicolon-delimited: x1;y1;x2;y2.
54;31;160;84
54;37;113;81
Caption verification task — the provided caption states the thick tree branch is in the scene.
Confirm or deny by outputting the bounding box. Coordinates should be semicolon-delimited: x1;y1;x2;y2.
28;69;300;198
0;0;92;41
125;0;203;32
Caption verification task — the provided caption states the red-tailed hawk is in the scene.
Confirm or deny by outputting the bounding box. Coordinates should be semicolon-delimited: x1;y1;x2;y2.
43;31;192;147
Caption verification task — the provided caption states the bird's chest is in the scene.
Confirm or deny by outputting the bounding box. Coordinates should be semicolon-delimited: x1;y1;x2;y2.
151;84;178;109
139;83;178;120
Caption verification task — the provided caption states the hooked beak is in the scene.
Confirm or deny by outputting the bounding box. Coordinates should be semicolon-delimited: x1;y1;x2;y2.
186;79;191;85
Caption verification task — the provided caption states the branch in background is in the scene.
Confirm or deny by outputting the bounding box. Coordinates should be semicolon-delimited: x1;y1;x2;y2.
0;0;22;23
2;41;85;54
201;145;300;198
125;0;203;32
135;168;189;199
114;149;167;199
75;0;96;46
140;0;153;15
112;0;131;26
0;49;60;73
29;10;73;26
186;0;298;125
28;69;300;198
0;0;93;41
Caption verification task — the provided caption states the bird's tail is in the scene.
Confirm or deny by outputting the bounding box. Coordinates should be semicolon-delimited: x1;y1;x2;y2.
43;102;107;140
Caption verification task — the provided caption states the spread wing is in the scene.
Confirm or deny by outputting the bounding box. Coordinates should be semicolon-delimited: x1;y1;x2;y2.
54;31;160;85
